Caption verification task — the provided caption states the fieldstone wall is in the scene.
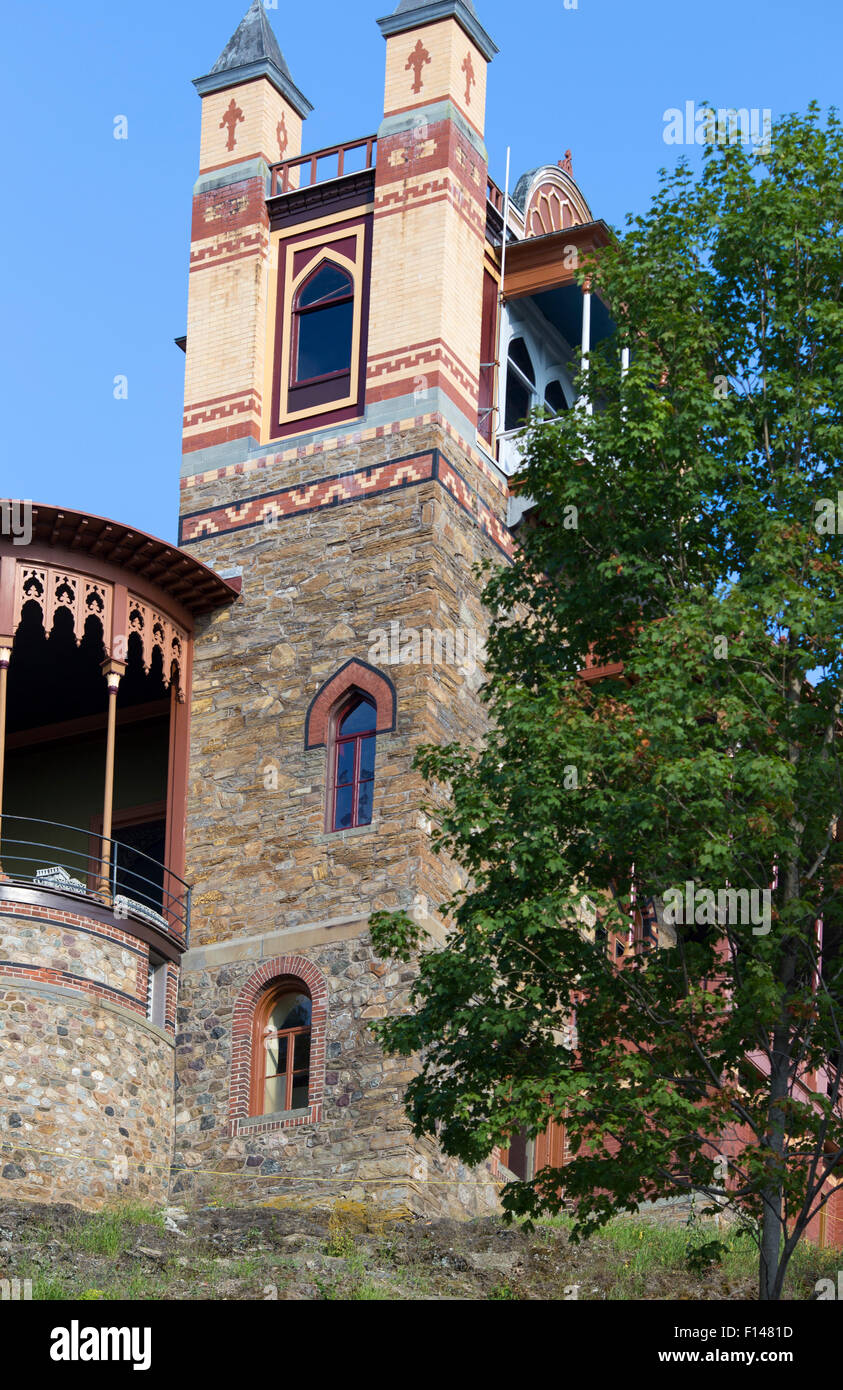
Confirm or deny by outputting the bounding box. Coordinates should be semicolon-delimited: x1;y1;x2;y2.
173;928;502;1217
0;903;175;1209
175;421;509;1215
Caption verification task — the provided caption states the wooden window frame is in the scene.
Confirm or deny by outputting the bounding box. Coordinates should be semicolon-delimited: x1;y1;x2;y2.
330;695;376;833
250;978;312;1118
229;956;328;1135
290;265;355;390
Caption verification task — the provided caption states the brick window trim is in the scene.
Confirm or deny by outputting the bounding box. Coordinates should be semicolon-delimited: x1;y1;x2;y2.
229;954;328;1135
304;659;397;750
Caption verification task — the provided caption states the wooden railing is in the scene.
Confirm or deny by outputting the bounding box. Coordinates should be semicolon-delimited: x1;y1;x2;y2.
270;136;378;197
486;175;504;213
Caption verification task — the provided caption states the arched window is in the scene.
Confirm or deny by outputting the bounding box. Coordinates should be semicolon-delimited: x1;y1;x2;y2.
332;695;376;831
504;337;536;431
292;262;354;386
544;379;568;415
253;981;312;1116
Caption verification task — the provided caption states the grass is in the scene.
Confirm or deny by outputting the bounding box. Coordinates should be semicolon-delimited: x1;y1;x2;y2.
66;1203;164;1258
9;1197;840;1301
538;1214;843;1300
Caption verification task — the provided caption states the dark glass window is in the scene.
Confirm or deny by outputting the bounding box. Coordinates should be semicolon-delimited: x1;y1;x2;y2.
332;696;376;831
544;379;568;414
293;263;354;385
505;337;536;431
260;989;312;1115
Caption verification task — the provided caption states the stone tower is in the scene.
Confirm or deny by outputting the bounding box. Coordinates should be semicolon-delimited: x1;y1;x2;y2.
173;0;510;1215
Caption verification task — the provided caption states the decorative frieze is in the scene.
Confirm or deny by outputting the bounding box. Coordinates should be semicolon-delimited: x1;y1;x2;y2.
13;564;111;648
6;562;189;698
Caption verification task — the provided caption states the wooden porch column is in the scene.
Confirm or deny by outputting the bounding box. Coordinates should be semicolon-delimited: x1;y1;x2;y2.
579;275;592;416
163;643;192;939
99;657;126;896
0;642;11;876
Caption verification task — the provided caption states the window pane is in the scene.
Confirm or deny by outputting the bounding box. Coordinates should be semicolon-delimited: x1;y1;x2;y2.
339;698;376;735
264;1034;287;1078
505;376;533;432
296;300;353;381
336;739;356;786
295;1032;311;1072
298;264;352;309
264;1075;287;1114
357;779;374;826
359;736;376;781
291;1079;309;1110
544;379;568;414
508;337;535;384
269;993;311;1032
335;783;354;830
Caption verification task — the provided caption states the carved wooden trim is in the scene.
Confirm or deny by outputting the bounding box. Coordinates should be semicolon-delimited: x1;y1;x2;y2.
126;594;188;700
14;564;112;648
7;562;189;699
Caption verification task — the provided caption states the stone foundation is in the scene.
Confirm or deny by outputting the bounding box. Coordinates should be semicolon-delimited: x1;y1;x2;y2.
0;899;176;1209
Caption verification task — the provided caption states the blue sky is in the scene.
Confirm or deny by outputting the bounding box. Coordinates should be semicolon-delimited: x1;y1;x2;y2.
1;0;840;542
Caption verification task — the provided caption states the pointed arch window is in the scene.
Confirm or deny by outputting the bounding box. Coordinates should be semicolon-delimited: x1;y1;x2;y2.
332;695;376;831
254;982;313;1116
544;379;568;415
292;261;354;387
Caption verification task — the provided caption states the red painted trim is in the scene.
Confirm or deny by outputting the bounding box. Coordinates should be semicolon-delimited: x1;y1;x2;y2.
269;210;373;441
304;659;397;750
331;700;376;832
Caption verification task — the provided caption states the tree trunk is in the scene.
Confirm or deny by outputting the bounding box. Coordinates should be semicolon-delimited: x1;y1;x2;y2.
759;1188;783;1300
758;1023;791;1301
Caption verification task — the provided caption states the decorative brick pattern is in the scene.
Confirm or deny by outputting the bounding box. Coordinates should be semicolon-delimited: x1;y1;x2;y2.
228;955;328;1133
179;448;512;558
181;408;507;498
304;660;397;749
0;901;178;1029
180;452;435;542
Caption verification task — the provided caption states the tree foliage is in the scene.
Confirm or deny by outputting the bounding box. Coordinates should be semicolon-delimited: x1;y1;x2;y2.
370;106;843;1300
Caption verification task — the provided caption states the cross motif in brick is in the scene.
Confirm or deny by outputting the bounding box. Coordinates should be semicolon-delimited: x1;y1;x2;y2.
462;51;476;105
220;97;245;152
276;113;288;158
406;38;431;95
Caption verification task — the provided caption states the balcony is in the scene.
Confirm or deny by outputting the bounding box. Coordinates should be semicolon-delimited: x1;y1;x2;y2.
270;136;378;198
0;814;190;949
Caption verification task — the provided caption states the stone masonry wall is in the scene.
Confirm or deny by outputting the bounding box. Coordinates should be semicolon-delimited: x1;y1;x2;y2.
174;420;510;1214
179;422;506;947
0;903;175;1208
174;930;501;1218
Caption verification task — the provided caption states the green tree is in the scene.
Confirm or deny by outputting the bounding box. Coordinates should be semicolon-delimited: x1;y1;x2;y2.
371;106;843;1302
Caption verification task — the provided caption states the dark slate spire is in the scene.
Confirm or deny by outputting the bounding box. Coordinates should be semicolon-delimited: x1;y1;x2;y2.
377;0;497;61
194;1;312;117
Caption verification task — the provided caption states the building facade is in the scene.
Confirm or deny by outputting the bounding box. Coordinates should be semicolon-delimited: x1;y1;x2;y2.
0;0;615;1217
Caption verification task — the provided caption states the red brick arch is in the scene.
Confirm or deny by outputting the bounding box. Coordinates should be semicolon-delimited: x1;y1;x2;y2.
229;955;328;1133
304;658;396;749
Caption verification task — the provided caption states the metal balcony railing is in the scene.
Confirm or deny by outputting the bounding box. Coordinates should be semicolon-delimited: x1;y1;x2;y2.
0;815;190;947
